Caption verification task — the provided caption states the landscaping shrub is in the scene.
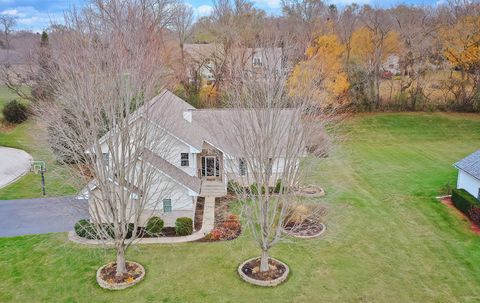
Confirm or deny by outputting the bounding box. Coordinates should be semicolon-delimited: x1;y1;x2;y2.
227;180;241;194
469;207;480;226
2;100;28;124
250;183;266;195
274;179;283;194
74;219;98;239
175;217;193;236
452;188;480;217
145;216;164;236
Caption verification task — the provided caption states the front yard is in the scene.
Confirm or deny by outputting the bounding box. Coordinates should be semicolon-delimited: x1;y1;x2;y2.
2;113;480;302
0;86;78;199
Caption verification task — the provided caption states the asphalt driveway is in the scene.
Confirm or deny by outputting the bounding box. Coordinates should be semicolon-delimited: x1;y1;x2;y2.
0;197;88;237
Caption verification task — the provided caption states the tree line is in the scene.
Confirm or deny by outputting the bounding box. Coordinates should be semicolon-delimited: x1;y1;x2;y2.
0;0;479;112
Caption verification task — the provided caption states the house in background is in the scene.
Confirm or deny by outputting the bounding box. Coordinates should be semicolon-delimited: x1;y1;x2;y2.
454;150;480;200
381;54;400;76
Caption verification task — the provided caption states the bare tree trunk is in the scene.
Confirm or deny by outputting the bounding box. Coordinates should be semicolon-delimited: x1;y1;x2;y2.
260;249;270;272
116;245;127;278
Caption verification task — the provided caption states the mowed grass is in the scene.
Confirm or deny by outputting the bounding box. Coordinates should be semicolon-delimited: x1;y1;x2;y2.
0;85;78;199
2;113;480;302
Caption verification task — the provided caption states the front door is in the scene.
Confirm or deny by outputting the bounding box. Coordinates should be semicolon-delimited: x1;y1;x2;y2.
205;156;216;177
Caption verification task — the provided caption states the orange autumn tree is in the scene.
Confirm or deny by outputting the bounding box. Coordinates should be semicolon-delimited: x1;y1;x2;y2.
441;15;480;109
288;34;349;108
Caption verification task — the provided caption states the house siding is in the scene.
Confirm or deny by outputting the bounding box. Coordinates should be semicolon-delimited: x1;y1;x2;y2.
457;170;480;199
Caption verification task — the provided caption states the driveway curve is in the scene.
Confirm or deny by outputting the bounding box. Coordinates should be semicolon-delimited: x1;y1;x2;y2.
0;146;32;189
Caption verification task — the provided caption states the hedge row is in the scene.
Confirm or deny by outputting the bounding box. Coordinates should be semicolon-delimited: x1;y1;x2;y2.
451;188;480;219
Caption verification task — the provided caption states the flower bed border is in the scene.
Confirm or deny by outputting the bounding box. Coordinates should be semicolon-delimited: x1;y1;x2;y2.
237;257;289;287
282;222;326;239
96;261;145;290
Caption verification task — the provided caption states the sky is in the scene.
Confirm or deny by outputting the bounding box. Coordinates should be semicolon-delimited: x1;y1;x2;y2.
1;0;444;33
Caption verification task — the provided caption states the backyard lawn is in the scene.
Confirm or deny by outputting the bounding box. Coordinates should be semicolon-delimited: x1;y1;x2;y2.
2;113;480;302
0;86;77;199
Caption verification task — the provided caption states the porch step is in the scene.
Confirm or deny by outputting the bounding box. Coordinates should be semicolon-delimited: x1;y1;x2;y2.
200;182;226;197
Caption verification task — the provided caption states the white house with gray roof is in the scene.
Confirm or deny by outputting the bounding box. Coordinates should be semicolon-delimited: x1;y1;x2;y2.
85;90;295;227
454;150;480;200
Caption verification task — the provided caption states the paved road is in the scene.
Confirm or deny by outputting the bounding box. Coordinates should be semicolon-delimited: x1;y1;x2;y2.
0;197;89;237
0;146;32;189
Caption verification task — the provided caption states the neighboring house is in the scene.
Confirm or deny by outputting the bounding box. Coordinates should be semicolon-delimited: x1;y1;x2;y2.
382;55;400;75
183;44;287;84
454;150;480;200
84;90;295;226
183;43;220;84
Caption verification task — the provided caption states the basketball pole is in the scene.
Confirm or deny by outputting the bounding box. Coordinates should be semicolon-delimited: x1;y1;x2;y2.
41;168;46;196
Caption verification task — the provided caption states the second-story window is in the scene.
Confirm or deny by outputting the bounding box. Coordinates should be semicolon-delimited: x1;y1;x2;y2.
181;153;189;166
239;158;247;176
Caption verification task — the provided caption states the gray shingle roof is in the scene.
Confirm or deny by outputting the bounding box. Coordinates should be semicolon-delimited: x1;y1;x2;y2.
143;149;201;194
454;150;480;180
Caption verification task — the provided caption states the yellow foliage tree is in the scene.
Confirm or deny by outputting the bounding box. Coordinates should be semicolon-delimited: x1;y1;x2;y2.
350;26;401;108
440;15;480;108
350;27;400;65
288;34;349;107
199;83;218;108
442;16;480;72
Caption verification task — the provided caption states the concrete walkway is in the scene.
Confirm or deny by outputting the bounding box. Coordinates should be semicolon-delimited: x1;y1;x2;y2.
0;146;32;189
0;197;88;237
68;196;216;245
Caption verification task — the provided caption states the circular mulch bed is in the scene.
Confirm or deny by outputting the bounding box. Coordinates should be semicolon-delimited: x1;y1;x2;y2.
238;257;289;287
294;185;325;197
96;261;145;290
283;220;326;238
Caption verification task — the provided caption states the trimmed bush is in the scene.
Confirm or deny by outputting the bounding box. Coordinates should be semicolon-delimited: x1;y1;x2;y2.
175;217;193;236
227;180;241;194
452;188;480;216
274;179;283;194
74;219;98;239
145;216;164;236
250;183;266;195
2;100;28;124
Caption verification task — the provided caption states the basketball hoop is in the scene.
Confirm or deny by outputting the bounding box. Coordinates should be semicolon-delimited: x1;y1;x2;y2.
30;160;47;195
30;160;46;174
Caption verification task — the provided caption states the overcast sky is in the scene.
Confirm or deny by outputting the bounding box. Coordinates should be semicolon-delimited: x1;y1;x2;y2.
1;0;444;33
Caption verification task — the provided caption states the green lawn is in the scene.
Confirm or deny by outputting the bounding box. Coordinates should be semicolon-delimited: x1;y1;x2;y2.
2;113;480;302
0;86;78;199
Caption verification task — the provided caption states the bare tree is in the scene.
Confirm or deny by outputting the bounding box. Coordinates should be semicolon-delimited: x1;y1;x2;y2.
0;14;17;51
40;0;176;279
171;3;194;91
208;40;329;273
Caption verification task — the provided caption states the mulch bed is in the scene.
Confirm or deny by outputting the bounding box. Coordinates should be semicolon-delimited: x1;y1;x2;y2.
284;219;324;237
240;258;287;281
195;197;205;231
441;196;480;235
99;261;143;284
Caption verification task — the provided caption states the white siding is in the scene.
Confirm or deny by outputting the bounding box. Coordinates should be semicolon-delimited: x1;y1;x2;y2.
457;170;480;199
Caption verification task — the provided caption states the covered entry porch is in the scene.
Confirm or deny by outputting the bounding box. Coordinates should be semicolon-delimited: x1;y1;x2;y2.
197;142;226;196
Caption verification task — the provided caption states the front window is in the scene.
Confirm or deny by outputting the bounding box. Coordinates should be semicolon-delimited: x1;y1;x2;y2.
239;159;247;176
181;153;189;166
253;56;262;67
163;199;172;213
102;153;109;163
